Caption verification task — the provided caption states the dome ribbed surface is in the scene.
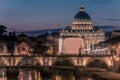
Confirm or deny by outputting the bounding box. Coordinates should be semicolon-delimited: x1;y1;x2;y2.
74;6;91;21
74;11;91;20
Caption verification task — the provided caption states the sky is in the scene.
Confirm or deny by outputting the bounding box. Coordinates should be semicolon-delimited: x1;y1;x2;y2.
0;0;120;31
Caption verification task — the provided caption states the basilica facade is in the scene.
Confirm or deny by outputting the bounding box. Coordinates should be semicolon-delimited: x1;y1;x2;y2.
59;5;105;54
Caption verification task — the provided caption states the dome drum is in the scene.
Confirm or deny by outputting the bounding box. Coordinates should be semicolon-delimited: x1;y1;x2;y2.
72;21;92;25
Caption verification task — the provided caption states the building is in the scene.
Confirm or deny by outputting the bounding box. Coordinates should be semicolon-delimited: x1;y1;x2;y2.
112;30;120;37
59;5;105;54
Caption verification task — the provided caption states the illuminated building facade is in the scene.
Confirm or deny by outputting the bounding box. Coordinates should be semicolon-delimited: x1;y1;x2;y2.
59;5;105;54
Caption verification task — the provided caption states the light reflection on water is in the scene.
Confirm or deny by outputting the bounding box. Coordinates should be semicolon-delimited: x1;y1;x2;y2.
79;76;94;80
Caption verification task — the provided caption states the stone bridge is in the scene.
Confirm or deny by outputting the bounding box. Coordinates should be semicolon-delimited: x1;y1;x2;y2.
0;53;119;80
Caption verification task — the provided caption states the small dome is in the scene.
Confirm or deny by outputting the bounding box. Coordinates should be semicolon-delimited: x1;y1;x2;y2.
74;5;91;21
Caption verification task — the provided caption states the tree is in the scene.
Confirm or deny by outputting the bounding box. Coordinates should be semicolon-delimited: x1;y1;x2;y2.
0;25;7;36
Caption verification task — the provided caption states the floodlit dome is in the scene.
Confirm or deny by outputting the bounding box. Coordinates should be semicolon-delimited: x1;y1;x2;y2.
72;5;93;30
74;5;91;21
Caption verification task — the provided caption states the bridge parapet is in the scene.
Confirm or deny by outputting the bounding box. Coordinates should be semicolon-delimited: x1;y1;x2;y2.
0;52;118;72
84;48;111;55
0;52;115;57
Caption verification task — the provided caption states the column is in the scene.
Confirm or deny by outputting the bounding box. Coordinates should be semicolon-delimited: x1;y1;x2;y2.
62;38;64;54
58;38;63;54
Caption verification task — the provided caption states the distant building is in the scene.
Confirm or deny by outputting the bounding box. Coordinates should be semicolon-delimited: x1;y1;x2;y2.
112;30;120;37
105;32;112;39
59;5;105;54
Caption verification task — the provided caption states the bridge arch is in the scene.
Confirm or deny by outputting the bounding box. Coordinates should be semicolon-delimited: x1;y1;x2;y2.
16;57;41;80
52;57;75;66
17;57;41;66
52;58;75;80
85;58;110;70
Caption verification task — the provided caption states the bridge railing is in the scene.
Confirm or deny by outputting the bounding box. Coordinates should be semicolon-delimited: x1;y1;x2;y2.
84;48;112;56
0;53;114;57
0;48;116;57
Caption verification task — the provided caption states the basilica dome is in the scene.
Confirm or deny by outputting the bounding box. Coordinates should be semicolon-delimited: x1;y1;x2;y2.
72;5;93;30
74;5;91;21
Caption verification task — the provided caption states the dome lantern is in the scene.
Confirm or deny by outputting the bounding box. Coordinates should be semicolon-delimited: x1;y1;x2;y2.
74;5;91;21
80;5;85;12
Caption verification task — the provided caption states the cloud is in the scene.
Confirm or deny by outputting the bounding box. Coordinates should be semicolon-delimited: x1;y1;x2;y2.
105;18;120;21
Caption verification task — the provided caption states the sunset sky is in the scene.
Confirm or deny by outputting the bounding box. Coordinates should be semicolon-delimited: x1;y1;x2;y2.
0;0;120;31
